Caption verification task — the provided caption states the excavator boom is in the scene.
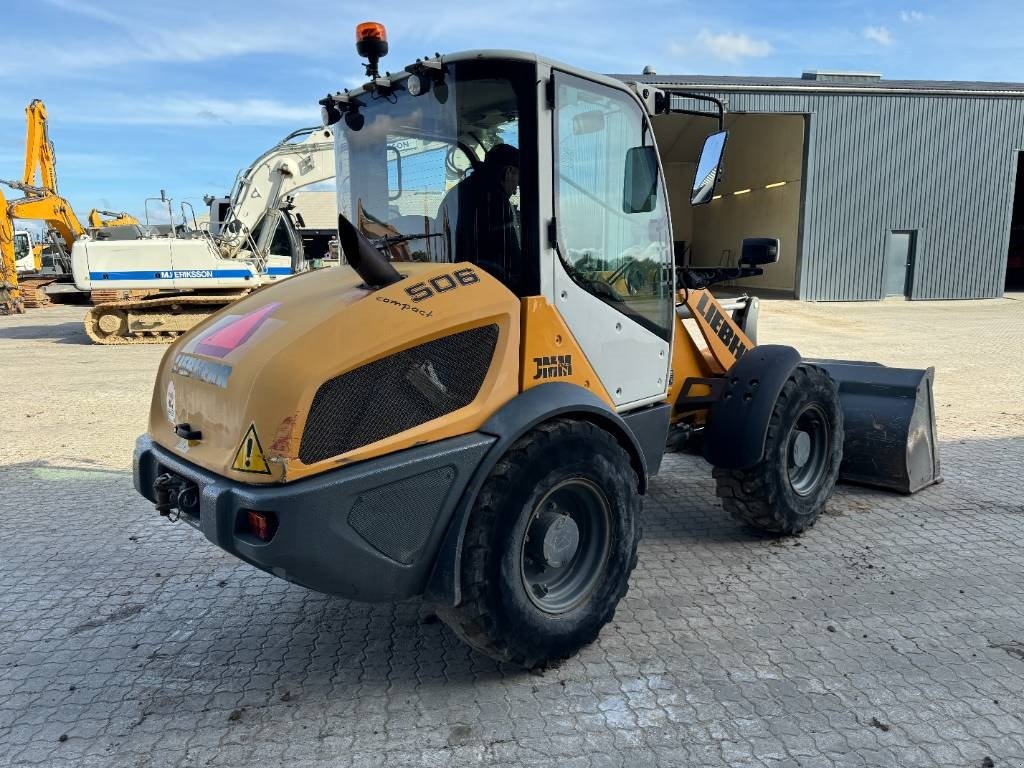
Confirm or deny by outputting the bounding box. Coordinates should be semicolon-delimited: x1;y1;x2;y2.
88;209;140;229
0;100;89;313
22;100;58;192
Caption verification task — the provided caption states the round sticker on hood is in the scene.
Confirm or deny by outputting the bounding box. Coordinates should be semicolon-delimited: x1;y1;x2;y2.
166;380;176;424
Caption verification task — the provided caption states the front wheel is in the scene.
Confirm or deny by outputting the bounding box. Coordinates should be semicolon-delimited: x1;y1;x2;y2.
713;363;843;534
437;419;641;668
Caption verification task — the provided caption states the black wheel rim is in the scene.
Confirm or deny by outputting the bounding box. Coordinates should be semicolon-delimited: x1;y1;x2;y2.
520;478;612;615
786;403;831;496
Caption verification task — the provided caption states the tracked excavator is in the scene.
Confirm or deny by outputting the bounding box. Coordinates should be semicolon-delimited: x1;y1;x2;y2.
0;99;87;313
134;31;941;667
72;126;335;343
88;209;140;229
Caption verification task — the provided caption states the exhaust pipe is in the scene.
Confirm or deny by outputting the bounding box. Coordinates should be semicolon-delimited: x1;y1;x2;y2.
814;360;942;494
337;213;403;289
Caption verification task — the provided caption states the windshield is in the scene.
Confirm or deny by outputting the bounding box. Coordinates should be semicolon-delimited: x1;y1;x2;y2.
334;59;538;295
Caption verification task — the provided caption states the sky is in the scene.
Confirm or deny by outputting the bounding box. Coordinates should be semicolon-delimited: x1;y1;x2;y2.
2;0;1022;227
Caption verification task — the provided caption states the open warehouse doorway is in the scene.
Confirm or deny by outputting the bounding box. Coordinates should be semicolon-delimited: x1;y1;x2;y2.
653;111;807;296
1007;152;1024;292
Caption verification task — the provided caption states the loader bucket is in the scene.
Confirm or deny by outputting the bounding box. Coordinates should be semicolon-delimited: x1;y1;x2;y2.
813;361;942;494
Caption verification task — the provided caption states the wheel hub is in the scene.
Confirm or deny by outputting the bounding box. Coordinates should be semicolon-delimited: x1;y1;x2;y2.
786;404;832;496
790;431;812;467
520;479;612;615
528;509;580;568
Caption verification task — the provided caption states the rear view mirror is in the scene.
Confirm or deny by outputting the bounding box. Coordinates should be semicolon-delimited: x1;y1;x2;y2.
573;111;605;135
691;130;728;205
740;237;779;266
623;146;659;214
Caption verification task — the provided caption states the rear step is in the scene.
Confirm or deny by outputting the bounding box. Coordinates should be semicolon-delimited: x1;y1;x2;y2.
813;360;941;494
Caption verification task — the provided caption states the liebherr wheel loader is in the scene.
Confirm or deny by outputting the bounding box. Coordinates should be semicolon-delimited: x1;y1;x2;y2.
135;30;941;667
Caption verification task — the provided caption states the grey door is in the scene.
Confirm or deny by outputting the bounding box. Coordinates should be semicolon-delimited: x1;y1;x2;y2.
883;230;915;297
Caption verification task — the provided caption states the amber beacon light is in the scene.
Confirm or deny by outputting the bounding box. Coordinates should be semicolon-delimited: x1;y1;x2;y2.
356;22;389;78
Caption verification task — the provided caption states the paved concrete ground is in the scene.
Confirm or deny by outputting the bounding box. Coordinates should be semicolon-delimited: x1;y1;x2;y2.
1;298;1023;768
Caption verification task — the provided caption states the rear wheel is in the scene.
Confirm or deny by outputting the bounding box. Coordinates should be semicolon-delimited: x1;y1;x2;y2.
713;363;843;534
437;419;641;668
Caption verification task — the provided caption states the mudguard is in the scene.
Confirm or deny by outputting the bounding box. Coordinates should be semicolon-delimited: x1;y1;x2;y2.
424;382;655;607
702;344;802;469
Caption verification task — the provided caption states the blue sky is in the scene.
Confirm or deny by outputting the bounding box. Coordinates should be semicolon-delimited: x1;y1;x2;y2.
2;0;1022;225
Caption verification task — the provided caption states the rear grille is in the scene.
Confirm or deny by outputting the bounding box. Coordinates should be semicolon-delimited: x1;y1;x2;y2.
298;324;499;464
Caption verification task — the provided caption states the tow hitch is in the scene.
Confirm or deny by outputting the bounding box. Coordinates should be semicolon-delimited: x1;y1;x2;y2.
153;472;200;523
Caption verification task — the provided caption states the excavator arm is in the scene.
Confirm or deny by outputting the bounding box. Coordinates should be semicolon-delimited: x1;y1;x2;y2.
217;126;334;258
22;100;58;192
0;188;21;314
88;209;140;228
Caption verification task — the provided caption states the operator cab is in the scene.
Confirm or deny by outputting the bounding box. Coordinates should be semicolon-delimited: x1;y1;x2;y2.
327;57;539;297
322;32;729;406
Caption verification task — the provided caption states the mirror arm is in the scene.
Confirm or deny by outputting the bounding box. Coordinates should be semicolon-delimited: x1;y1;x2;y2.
656;91;726;131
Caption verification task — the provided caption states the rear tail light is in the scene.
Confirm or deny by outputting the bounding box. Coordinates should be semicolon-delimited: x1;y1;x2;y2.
240;510;278;542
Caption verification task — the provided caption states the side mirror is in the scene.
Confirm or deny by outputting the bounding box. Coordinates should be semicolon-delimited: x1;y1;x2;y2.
740;237;779;266
573;110;605;135
623;145;659;214
691;130;728;205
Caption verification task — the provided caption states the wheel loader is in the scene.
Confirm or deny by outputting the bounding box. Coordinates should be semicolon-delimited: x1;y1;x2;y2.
134;28;940;667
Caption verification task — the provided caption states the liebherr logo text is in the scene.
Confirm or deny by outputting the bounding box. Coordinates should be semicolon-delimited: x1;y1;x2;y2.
696;293;748;360
159;270;214;279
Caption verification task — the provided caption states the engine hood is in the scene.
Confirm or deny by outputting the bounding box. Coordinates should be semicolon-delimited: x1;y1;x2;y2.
148;262;520;483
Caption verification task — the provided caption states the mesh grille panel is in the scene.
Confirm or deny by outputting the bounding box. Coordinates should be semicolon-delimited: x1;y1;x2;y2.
348;466;455;564
299;324;498;464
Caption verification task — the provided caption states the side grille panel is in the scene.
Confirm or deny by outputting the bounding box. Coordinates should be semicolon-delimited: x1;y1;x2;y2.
298;324;499;464
347;466;456;564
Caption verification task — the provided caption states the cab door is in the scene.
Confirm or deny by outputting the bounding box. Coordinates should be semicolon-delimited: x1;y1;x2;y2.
549;71;674;409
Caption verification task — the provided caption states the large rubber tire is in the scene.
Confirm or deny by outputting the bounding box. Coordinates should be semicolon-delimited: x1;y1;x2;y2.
437;419;641;668
713;363;843;534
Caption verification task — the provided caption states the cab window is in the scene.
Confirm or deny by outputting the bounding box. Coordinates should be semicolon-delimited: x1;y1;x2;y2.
553;72;673;340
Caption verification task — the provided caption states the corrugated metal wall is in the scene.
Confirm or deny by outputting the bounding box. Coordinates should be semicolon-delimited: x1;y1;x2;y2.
672;89;1024;300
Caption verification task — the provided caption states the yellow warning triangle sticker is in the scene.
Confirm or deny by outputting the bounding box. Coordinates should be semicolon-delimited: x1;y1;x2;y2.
231;423;271;475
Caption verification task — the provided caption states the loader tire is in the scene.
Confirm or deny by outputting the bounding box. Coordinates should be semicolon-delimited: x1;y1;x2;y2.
713;363;842;535
437;419;641;668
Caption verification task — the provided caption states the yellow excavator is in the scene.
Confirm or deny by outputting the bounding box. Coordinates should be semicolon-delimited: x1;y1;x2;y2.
1;99;87;312
88;209;140;229
134;30;941;667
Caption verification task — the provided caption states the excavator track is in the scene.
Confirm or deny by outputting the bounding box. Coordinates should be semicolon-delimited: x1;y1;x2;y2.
16;278;56;309
85;292;250;345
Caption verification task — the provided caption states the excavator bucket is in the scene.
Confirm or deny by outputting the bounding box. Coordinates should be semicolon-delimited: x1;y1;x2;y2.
814;361;942;494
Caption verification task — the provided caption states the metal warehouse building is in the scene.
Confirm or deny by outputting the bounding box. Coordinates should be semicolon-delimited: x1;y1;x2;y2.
617;70;1024;301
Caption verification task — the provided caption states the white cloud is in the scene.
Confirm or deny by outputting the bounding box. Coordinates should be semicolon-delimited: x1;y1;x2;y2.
900;10;932;23
57;96;317;127
673;30;773;64
863;26;894;45
0;2;334;77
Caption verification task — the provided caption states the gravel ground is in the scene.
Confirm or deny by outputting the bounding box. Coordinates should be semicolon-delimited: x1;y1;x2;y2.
1;296;1023;768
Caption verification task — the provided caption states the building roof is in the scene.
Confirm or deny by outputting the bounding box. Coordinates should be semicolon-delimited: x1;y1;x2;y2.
290;190;337;231
610;73;1024;97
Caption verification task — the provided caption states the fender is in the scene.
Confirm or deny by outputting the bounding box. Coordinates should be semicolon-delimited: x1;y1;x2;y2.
702;344;801;469
424;382;653;607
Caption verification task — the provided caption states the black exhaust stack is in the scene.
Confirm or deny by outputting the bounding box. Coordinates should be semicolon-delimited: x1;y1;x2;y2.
337;213;403;289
